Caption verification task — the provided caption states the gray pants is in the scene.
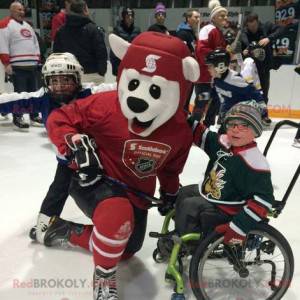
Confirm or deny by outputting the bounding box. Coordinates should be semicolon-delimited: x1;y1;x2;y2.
175;184;231;236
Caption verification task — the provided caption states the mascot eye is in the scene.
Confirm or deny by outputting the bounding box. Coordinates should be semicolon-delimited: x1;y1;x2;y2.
149;84;161;99
128;79;140;91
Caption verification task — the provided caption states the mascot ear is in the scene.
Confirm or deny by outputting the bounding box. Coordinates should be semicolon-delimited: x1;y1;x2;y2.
182;57;200;82
109;33;130;60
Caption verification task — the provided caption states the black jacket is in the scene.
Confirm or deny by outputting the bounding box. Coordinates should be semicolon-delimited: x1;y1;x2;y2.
240;21;285;72
53;14;107;76
109;21;141;76
176;22;197;55
147;23;168;34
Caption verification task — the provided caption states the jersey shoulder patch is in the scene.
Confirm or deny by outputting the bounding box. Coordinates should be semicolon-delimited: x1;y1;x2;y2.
0;16;11;29
199;24;216;40
238;147;270;171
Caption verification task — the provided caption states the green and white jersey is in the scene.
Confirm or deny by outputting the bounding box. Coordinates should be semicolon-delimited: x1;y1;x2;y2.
195;127;275;234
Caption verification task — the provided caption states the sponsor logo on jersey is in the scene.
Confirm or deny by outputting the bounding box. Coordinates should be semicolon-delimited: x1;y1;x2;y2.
123;139;171;178
142;54;161;73
20;28;32;38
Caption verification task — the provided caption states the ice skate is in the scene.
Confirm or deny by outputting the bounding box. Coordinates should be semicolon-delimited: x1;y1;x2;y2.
43;216;84;248
93;265;118;300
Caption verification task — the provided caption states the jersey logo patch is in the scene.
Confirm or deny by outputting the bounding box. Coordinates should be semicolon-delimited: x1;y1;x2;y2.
20;28;32;38
122;139;171;178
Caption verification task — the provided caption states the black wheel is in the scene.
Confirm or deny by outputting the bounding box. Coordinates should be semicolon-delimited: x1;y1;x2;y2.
153;248;167;263
189;223;294;300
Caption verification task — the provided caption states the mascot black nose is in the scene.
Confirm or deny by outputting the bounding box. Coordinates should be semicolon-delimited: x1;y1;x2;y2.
127;97;149;113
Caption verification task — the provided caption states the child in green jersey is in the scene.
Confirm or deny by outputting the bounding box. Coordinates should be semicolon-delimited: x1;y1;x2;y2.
175;101;274;244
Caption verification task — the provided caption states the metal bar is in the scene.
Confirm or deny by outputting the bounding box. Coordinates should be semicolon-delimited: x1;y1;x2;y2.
263;120;300;213
263;120;300;156
281;164;300;206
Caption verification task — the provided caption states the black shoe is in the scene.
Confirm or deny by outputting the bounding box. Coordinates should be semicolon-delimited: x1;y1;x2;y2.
30;116;43;127
44;216;84;247
13;116;29;131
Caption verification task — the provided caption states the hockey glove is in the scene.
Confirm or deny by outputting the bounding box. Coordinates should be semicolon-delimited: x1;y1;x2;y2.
295;65;300;75
66;134;103;187
215;223;246;245
158;189;178;216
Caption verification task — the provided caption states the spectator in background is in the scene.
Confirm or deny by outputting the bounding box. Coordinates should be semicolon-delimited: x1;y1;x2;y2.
53;0;107;84
0;1;42;130
147;2;169;34
176;8;200;55
192;0;227;126
109;8;141;76
240;12;286;125
50;0;72;42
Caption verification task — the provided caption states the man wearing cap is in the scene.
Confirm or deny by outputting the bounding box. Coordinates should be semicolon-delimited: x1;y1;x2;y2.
109;7;141;76
148;2;169;34
192;0;227;126
175;101;274;246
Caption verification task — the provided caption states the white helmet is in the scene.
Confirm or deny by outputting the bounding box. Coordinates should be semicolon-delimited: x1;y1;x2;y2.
42;52;84;86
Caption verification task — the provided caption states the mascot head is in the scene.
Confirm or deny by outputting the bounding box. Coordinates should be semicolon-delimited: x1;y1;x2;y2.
109;32;199;137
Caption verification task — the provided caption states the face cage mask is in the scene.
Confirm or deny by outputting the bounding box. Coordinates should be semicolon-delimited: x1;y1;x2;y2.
214;62;229;74
44;74;81;106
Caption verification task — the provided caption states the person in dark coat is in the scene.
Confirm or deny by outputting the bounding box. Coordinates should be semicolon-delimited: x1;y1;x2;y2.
53;0;107;84
240;13;285;124
147;2;169;34
176;8;200;55
109;8;141;76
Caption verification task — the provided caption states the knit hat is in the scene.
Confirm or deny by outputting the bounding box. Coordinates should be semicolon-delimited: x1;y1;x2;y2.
209;0;228;20
224;101;263;137
155;3;166;15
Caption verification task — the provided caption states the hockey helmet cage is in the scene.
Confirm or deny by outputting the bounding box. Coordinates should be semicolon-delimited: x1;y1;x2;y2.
42;52;84;87
205;48;230;74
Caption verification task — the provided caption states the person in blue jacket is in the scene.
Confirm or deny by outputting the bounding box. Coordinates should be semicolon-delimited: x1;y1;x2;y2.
0;52;116;243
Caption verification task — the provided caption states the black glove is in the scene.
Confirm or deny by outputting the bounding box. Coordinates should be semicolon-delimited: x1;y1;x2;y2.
295;65;300;75
158;189;178;216
66;134;103;187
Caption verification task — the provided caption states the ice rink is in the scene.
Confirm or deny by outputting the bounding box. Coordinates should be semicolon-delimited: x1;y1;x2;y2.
0;115;299;300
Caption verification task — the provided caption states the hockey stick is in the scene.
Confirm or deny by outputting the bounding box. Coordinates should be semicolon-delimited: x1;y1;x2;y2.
229;11;244;69
103;175;163;205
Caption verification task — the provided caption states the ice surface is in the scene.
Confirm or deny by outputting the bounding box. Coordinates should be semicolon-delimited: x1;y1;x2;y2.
0;116;299;300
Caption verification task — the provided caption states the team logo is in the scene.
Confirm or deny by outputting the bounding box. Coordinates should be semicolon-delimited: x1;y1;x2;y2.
123;139;171;178
142;54;161;73
20;29;32;38
136;158;156;173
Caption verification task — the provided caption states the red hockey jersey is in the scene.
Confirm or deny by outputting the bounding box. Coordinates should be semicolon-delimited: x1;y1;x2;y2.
195;24;226;83
47;91;193;209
